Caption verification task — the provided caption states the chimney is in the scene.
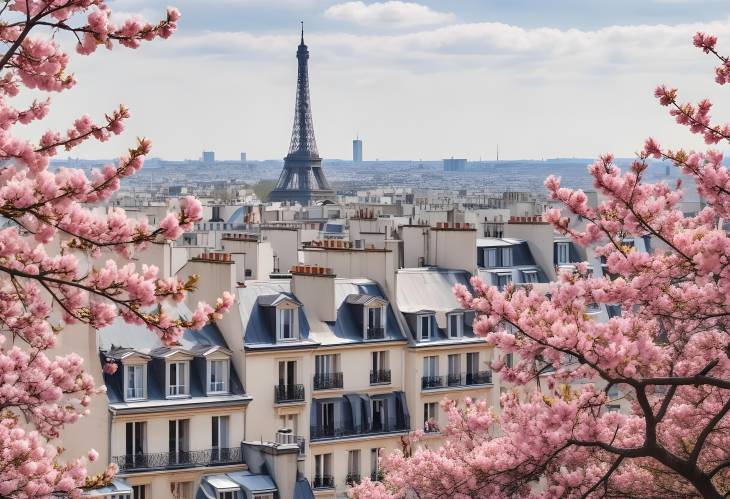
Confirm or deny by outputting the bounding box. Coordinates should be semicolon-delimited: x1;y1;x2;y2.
290;264;336;322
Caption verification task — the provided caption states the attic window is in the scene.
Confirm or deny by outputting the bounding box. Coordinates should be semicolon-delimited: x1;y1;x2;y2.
124;364;146;401
365;304;386;340
556;242;570;265
217;489;239;499
277;308;298;341
521;270;538;284
208;359;229;394
496;273;512;291
167;361;190;398
448;313;463;338
418;314;432;341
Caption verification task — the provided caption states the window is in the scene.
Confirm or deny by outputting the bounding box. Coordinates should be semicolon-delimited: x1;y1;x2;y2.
505;353;514;368
366;305;386;335
212;415;229;451
315;354;339;376
496;273;512;291
208;359;229;394
372;399;385;431
125;364;146;401
278;360;297;386
217;491;238;499
522;270;538;284
171;482;193;499
252;494;273;499
169;419;189;463
447;313;463;338
423;356;438;378
466;352;479;375
448;354;461;385
418;314;432;341
280;414;298;434
167;361;189;397
318;402;334;435
347;450;361;484
424;402;438;432
314;453;333;487
485;248;498;267
501;247;513;266
132;485;147;499
125;421;146;456
557;242;570;264
277;308;297;340
370;448;383;480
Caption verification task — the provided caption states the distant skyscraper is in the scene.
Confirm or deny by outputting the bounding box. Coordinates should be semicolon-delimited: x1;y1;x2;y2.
268;23;334;204
240;152;247;162
443;157;467;171
202;151;215;163
353;137;363;163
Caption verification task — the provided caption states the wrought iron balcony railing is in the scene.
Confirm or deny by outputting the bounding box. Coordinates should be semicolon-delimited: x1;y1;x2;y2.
447;373;463;386
465;371;492;385
371;469;385;482
369;369;391;384
313;372;343;390
274;383;305;403
112;447;242;472
312;475;335;489
310;422;410;441
366;326;385;340
421;375;445;390
346;473;362;486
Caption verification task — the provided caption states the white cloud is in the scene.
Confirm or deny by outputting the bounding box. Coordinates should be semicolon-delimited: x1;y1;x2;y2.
324;1;455;28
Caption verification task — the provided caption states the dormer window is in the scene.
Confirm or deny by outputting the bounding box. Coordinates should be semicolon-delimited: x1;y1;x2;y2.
365;305;386;340
124;364;146;401
522;270;538;284
277;307;298;341
448;313;463;338
496;273;512;291
556;242;570;265
208;359;229;394
167;361;190;397
418;314;432;341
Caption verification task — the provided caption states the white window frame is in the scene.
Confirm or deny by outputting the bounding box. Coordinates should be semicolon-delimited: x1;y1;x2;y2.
497;273;512;290
447;354;461;377
485;248;498;267
364;304;387;338
501;247;513;266
166;361;190;398
132;484;147;499
417;314;432;341
217;490;239;499
124;363;147;401
447;313;463;338
348;449;361;476
169;419;190;457
276;307;298;341
557;242;570;265
424;402;438;430
521;270;538;284
207;359;229;394
423;356;438;378
212;415;230;450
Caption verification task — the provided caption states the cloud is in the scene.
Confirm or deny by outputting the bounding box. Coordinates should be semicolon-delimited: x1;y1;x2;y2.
324;1;455;28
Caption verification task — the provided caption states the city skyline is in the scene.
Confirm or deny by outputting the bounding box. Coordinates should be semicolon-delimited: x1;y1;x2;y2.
18;0;730;162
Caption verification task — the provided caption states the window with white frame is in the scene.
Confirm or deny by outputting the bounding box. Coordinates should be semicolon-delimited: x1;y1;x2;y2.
212;415;229;451
424;402;438;431
556;242;570;264
167;361;189;397
124;364;146;401
447;313;463;338
418;314;432;341
485;248;498;267
252;494;273;499
208;359;229;394
497;273;512;290
277;308;297;341
501;247;513;266
125;421;146;456
216;491;239;499
132;485;147;499
168;419;189;462
366;305;386;336
521;270;538;284
423;356;438;378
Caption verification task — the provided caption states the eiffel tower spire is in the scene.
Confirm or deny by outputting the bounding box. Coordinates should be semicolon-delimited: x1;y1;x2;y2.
268;23;334;205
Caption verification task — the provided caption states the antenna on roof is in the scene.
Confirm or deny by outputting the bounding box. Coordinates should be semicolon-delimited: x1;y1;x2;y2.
300;21;304;44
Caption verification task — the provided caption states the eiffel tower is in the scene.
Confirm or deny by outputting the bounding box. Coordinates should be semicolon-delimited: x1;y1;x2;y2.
268;23;334;204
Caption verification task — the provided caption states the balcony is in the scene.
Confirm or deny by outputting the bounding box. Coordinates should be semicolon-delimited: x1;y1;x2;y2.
465;371;492;385
370;470;385;482
312;475;335;489
274;383;305;403
313;372;343;390
421;375;445;390
310;422;410;441
447;373;463;386
346;473;361;486
112;447;242;472
370;369;391;385
366;326;385;340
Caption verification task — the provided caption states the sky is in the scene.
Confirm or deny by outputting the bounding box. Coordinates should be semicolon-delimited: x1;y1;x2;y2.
19;0;730;161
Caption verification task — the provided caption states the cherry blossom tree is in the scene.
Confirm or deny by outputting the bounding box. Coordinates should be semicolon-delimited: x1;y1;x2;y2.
0;2;233;497
351;33;730;499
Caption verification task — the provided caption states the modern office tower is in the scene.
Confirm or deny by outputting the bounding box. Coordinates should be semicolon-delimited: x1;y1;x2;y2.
202;151;215;163
353;137;363;163
443;157;467;171
241;152;247;162
268;24;334;204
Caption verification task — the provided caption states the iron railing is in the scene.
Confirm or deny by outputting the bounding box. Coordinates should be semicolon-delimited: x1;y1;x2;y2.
421;375;445;390
447;373;463;386
312;475;335;489
346;473;361;486
310;422;410;441
465;371;492;385
371;469;385;482
274;383;305;403
369;369;391;384
366;326;385;340
112;447;242;472
313;372;343;390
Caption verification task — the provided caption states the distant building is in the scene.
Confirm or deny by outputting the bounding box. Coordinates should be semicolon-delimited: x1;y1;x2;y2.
443;158;467;171
353;138;363;162
240;152;247;162
202;151;215;163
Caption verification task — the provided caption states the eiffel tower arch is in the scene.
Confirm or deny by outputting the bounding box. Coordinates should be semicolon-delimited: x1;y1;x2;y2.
268;23;335;205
